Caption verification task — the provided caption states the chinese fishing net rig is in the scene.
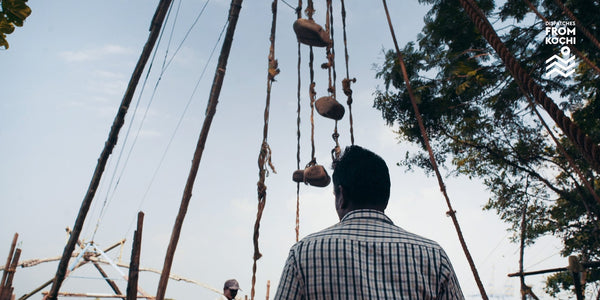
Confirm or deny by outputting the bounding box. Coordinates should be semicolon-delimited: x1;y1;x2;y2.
14;0;600;299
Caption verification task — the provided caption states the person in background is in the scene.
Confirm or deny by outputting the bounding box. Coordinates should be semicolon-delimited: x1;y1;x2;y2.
274;145;465;299
217;279;240;300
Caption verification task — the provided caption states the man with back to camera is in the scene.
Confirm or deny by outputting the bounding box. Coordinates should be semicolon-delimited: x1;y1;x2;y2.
274;145;464;299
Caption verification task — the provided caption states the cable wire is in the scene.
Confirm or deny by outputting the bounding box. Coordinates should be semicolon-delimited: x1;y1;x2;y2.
124;17;229;239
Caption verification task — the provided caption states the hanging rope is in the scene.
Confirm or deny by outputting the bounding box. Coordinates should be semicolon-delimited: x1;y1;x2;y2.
251;1;279;299
308;58;317;164
340;0;356;145
306;0;317;165
322;0;341;161
305;0;314;21
458;0;600;173
381;1;489;299
522;0;600;75
295;0;303;243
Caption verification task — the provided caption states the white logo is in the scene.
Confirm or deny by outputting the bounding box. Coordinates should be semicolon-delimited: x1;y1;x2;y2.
546;46;577;78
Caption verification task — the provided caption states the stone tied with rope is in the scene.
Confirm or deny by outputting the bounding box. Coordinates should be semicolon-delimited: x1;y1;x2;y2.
293;18;331;47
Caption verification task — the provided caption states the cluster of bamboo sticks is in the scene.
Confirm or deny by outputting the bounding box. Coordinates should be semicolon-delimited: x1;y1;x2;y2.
0;233;20;300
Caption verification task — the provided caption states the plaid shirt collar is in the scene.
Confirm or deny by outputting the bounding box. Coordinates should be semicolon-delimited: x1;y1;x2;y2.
339;209;394;225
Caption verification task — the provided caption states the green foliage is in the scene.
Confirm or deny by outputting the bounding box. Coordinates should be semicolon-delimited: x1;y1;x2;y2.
0;0;31;49
374;0;600;296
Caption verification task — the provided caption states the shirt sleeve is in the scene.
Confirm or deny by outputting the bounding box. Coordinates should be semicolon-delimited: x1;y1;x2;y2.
438;249;465;300
273;248;304;300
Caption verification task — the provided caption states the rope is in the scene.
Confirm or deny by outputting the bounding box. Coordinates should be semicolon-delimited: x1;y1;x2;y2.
251;1;279;299
340;0;356;145
458;0;600;173
381;1;489;299
94;0;214;242
519;86;600;206
305;0;317;163
309;49;317;162
324;0;341;161
522;0;600;75
124;14;229;240
90;0;176;241
295;0;302;243
521;85;600;244
47;1;175;298
305;0;314;20
553;0;600;52
280;0;295;11
155;0;244;297
324;0;335;97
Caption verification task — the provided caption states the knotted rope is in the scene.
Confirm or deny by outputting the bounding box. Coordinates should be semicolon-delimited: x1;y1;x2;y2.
340;0;356;145
251;1;279;299
459;0;600;173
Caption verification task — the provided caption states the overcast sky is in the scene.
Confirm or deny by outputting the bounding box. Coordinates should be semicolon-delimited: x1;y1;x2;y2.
1;1;568;299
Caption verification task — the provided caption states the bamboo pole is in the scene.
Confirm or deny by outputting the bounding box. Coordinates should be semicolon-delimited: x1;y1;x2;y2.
45;0;174;298
0;234;18;293
126;212;144;300
92;262;124;299
265;281;270;300
18;279;53;300
20;240;126;300
155;0;244;299
1;249;21;300
381;0;488;298
568;256;584;300
42;292;154;299
508;260;600;277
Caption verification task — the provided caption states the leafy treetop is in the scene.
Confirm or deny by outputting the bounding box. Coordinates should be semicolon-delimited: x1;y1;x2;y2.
0;0;31;49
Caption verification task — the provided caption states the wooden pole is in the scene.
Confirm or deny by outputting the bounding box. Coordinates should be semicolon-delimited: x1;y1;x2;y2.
45;0;174;298
518;203;527;300
568;256;584;300
18;279;53;300
126;212;144;300
20;240;126;300
265;280;270;300
0;234;18;293
381;0;488;298
1;249;21;300
42;292;154;299
92;262;124;299
155;0;244;299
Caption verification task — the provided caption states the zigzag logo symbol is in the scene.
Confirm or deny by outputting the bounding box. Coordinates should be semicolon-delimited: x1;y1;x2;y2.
545;48;577;78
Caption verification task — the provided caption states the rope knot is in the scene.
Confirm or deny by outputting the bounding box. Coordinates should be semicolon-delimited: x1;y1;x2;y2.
342;77;356;97
268;58;280;81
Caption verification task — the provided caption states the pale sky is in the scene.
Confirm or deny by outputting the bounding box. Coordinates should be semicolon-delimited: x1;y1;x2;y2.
1;1;567;299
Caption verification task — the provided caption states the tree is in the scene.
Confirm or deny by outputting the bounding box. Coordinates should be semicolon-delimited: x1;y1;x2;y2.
374;0;599;297
0;0;31;49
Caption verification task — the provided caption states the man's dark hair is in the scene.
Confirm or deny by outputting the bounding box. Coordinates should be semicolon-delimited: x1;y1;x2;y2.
332;145;390;208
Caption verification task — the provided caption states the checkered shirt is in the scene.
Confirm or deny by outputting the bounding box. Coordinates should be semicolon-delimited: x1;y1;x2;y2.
274;209;464;299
